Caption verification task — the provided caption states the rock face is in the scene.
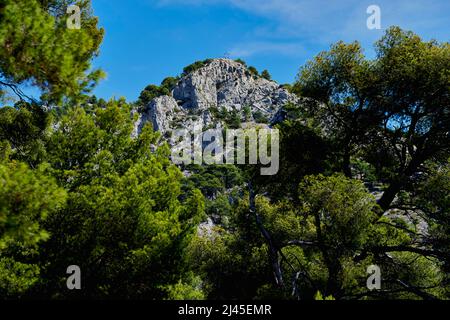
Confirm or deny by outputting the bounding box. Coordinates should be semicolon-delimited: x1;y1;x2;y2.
134;95;178;135
135;59;303;135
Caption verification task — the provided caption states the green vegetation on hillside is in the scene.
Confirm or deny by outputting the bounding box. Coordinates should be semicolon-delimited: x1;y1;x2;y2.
0;2;449;300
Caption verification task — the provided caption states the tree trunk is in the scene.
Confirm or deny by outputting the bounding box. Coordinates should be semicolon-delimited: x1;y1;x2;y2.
377;179;402;213
342;147;352;178
377;154;424;215
325;260;342;298
248;183;284;288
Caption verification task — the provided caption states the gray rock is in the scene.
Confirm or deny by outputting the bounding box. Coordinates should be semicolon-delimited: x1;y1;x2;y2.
135;59;303;135
133;95;178;135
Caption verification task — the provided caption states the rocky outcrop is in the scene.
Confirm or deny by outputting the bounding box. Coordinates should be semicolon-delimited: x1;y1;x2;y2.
134;59;303;135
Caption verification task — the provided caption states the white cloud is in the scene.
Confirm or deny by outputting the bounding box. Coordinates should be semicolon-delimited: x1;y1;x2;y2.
156;0;449;54
228;41;303;58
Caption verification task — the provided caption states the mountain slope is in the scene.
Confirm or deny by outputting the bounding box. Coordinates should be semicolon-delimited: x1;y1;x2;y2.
133;59;303;136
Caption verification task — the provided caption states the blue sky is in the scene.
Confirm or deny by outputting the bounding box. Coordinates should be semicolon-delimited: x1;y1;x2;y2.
91;0;449;101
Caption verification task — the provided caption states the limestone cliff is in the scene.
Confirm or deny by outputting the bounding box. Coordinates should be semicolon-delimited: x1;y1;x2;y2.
134;59;305;136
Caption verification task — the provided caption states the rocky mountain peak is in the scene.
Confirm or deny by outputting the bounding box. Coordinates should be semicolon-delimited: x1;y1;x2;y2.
134;58;302;136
